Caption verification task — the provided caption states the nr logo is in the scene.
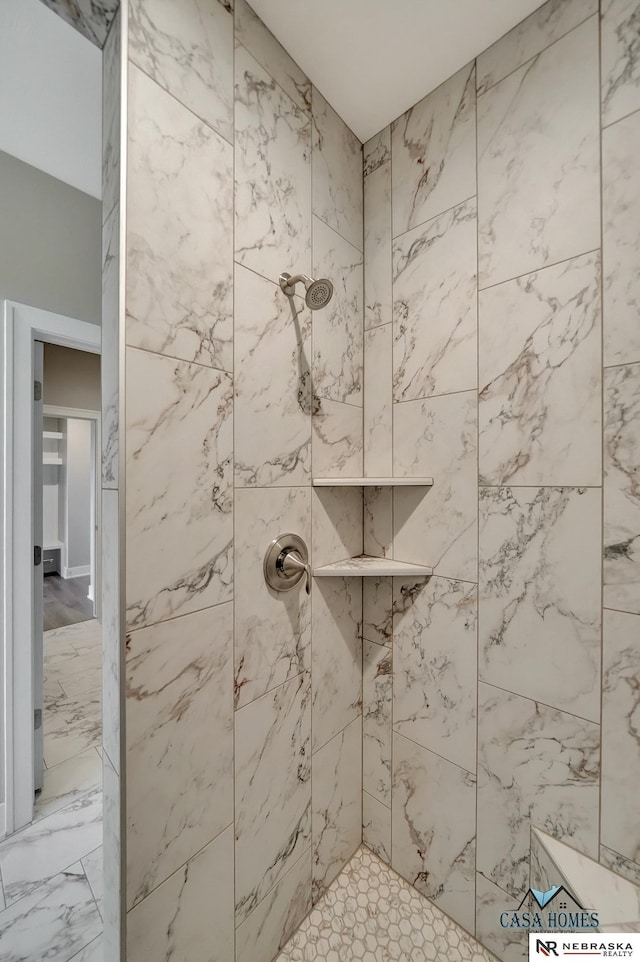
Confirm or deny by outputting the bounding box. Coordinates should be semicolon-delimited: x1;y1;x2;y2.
535;940;559;957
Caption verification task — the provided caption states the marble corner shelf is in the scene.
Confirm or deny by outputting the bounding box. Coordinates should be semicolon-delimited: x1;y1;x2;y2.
312;477;433;487
313;555;433;577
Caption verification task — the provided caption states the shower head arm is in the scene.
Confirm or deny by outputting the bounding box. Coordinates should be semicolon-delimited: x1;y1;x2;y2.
279;272;312;297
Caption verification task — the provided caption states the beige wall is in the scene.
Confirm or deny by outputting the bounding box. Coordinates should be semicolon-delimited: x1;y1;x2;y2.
43;343;101;411
0;150;101;324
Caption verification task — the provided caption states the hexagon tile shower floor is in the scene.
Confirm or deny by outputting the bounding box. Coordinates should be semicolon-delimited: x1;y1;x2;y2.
275;847;498;962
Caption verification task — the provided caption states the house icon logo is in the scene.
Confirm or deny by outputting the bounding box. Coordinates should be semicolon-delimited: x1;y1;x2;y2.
518;886;584;911
499;883;598;930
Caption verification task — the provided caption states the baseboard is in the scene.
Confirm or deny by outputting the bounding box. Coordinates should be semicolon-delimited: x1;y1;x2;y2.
62;565;91;580
87;585;94;602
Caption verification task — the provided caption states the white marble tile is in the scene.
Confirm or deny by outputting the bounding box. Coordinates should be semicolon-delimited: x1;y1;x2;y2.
393;391;477;582
364;325;392;476
0;863;102;962
35;749;102;823
363;127;390;177
312;717;362;901
235;0;311;112
393;198;477;401
392;62;476;236
236;849;312;962
234;487;311;708
479;251;602;486
102;8;120;225
69;935;103;962
311;486;363;569
235;44;311;284
603;111;640;366
0;789;102;906
475;873;527;962
476;683;600;898
477;17;600;288
126;65;233;372
101;202;119;489
392;732;476;932
363;641;392;805
81;847;102;917
364;140;392;331
102;752;121;962
127;826;234;962
126;602;233;908
600;845;640;887
363;577;393;648
40;0;118;46
394;576;477;773
601;609;640;865
362;792;391;864
125;347;233;629
312;399;363;478
129;0;233;144
605;364;640;614
312;579;362;752
476;0;597;95
312;87;363;251
601;0;640;127
235;672;311;923
313;217;363;406
101;489;120;771
363;485;393;558
234;266;312;486
479;487;601;722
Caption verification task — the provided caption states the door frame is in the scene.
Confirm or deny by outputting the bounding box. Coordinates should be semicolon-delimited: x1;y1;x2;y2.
2;301;100;836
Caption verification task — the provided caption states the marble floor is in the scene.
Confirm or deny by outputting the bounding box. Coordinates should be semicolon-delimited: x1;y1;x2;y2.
277;847;498;962
0;620;103;961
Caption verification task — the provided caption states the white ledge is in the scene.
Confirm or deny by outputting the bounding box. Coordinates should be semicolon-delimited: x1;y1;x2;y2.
313;556;433;577
312;477;433;487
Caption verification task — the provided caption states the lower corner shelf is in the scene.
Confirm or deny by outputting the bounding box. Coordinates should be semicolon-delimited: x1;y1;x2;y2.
313;555;433;577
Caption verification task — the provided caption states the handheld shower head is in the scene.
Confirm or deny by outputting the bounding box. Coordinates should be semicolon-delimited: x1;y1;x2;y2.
279;272;334;310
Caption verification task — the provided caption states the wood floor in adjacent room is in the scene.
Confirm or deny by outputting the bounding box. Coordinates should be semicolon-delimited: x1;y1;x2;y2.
43;575;93;632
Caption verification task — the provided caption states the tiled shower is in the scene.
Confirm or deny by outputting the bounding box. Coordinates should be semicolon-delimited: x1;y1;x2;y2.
96;0;640;960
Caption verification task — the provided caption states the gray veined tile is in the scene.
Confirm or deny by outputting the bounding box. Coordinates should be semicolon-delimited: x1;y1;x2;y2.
393;576;477;773
362;792;391;864
312;717;362;901
312;399;363;478
391;62;476;237
393;197;477;402
102;6;121;225
235;43;311;285
312;579;362;752
234;486;311;709
0;789;102;906
363;577;393;648
127;826;234;962
601;609;640;865
126;64;234;373
312;486;363;569
34;748;102;822
312;87;363;252
234;266;312;487
101;489;121;770
69;935;103;962
126;602;233;908
476;0;598;95
363;126;391;177
40;0;118;47
235;0;311;112
601;0;640;127
129;0;234;144
101;204;120;489
476;683;600;899
102;752;121;962
235;672;311;924
479;251;602;486
313;216;363;406
392;732;476;933
479;487;602;722
605;363;640;614
363;486;393;559
0;863;102;962
81;847;103;917
475;873;527;962
393;391;477;582
364;146;392;331
125;347;233;629
603;111;640;366
600;845;640;887
364;325;392;476
363;640;392;805
478;17;600;288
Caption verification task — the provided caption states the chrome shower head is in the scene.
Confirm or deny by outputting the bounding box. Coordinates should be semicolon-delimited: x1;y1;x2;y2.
279;272;334;310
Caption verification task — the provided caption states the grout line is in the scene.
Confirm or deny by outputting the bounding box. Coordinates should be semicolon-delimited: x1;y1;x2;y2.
474;50;481;937
603;359;640;372
477;678;602;727
232;11;238;956
122;340;234;378
392;728;477;779
597;0;605;869
602;605;640;617
234;37;311;120
391;192;477;244
477;247;601;294
601;102;640;131
125;595;233;636
394;386;477;406
362;788;390;813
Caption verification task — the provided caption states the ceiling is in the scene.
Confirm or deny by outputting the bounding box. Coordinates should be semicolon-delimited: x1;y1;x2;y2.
0;0;102;198
250;0;549;142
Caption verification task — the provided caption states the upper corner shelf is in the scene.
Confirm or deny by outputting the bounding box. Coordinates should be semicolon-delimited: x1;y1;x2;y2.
314;555;433;578
312;477;433;487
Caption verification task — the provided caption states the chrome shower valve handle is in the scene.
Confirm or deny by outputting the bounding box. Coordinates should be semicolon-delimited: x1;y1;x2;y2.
264;533;311;595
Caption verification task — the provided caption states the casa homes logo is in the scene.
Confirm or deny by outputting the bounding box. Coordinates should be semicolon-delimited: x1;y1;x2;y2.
529;933;640;958
500;884;599;931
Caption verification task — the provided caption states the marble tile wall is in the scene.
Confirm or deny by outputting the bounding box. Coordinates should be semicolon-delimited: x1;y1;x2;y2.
362;0;640;959
116;1;364;960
